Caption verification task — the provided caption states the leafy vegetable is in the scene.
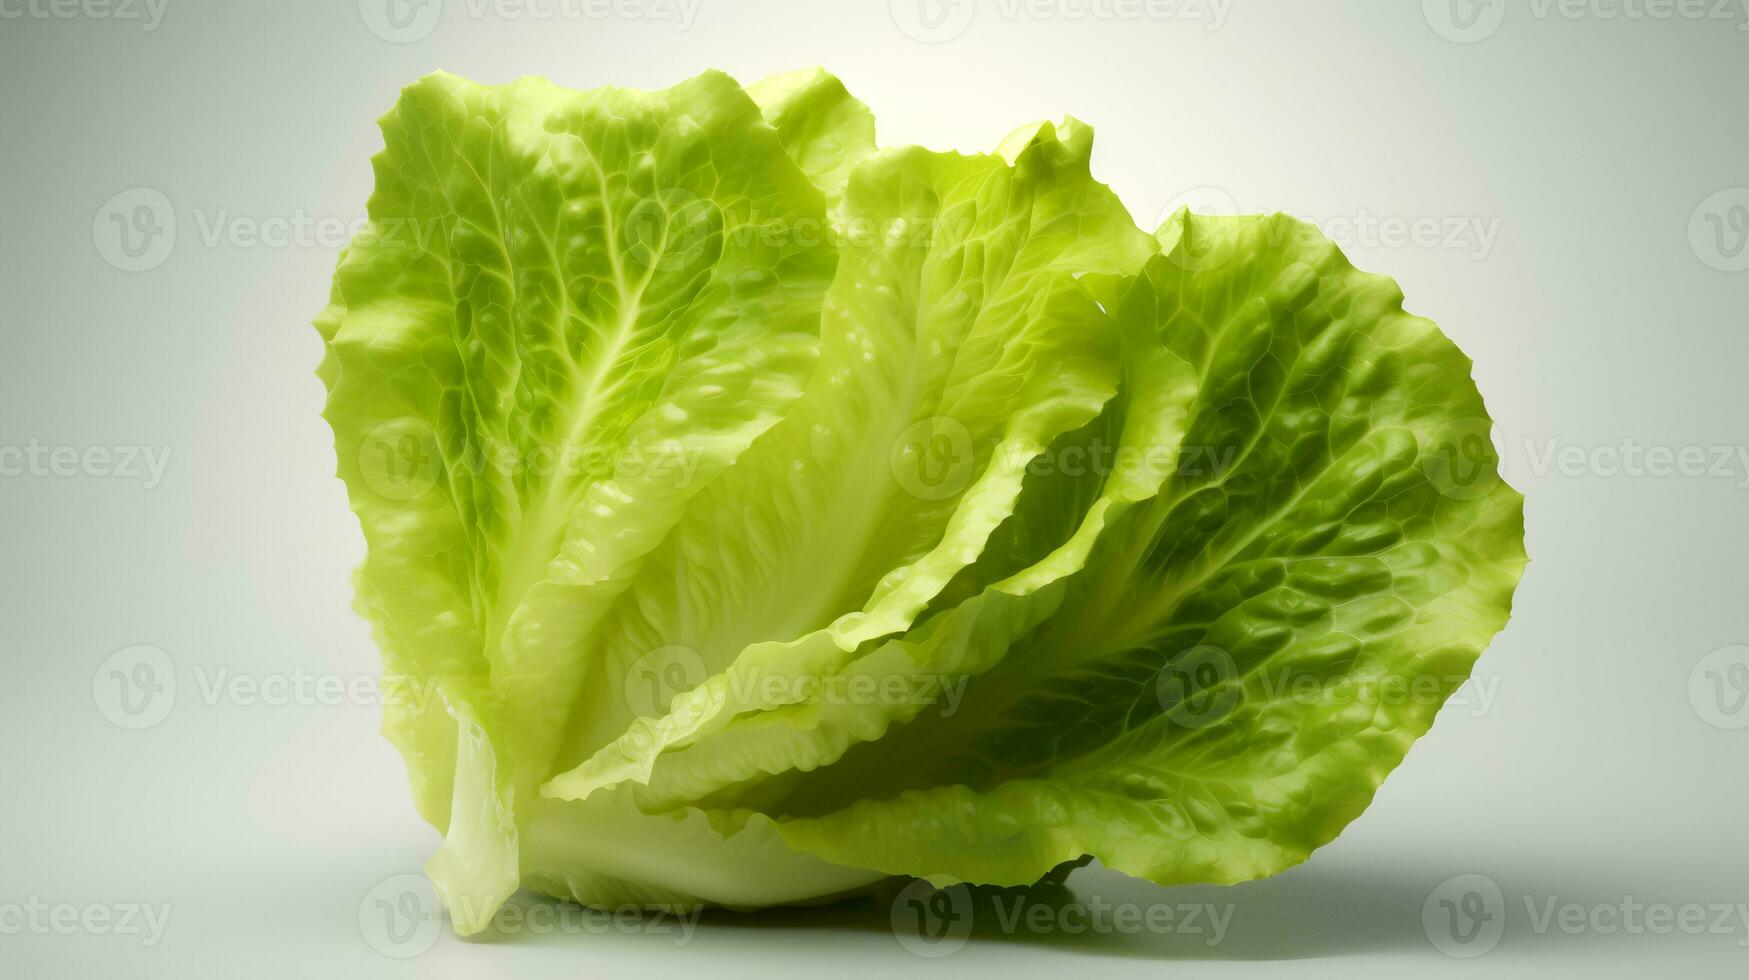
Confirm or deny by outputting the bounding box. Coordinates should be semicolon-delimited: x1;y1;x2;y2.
317;68;1525;936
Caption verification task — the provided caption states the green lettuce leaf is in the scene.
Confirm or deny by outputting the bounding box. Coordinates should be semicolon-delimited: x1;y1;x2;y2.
721;212;1526;888
543;119;1159;804
319;68;846;932
748;67;877;200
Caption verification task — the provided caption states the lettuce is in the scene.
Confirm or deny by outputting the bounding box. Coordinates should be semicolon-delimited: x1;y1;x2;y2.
316;68;1525;936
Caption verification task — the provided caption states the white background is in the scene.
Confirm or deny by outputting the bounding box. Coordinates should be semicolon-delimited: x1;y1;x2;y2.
1;0;1746;976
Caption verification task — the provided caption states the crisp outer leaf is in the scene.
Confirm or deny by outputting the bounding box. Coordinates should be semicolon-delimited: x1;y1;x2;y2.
318;69;840;932
748;68;877;199
750;213;1526;888
543;123;1161;803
